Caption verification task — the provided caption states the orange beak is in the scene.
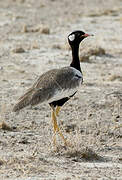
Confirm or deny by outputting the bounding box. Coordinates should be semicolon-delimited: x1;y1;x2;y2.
81;33;94;38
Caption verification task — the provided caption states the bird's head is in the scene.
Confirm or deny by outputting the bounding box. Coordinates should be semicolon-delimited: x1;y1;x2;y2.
68;30;93;46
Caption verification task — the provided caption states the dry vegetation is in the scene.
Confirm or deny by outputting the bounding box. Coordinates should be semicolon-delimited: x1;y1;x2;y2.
0;0;122;179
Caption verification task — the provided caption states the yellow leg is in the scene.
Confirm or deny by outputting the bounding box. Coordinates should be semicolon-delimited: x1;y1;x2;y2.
55;106;61;116
51;108;67;146
51;110;57;146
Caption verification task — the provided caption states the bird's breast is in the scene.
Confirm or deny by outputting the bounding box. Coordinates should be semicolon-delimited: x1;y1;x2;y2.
48;74;83;103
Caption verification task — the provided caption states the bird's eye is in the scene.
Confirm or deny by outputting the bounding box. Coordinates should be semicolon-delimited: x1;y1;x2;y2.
68;34;75;41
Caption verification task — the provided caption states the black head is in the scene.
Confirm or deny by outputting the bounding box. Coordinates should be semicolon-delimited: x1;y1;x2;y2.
68;30;92;46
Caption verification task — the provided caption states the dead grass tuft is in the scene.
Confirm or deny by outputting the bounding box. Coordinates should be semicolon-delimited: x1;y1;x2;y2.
21;24;50;34
11;47;25;53
56;39;106;62
0;159;4;166
4;155;48;177
52;44;63;50
51;129;103;162
21;24;28;33
88;8;119;17
0;121;12;131
0;104;13;131
12;0;25;3
40;27;50;34
64;144;103;161
80;147;102;161
54;145;103;162
108;75;122;81
30;41;40;50
80;46;106;62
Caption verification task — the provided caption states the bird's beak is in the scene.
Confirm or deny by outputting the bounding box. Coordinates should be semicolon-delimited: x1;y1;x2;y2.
81;33;94;38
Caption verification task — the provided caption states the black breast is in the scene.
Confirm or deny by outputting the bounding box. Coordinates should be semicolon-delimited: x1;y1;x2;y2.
49;92;76;107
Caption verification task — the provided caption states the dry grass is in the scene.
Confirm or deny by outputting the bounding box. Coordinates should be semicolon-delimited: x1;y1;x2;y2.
0;121;12;131
0;156;47;178
11;47;25;53
52;41;106;63
0;93;122;178
0;159;4;166
88;8;119;17
80;46;106;62
21;24;50;34
30;41;40;50
0;104;12;131
108;75;122;81
50;125;106;161
65;147;103;162
106;91;122;130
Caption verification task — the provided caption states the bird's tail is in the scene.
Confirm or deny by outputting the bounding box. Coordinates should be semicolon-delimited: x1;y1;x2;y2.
13;88;33;112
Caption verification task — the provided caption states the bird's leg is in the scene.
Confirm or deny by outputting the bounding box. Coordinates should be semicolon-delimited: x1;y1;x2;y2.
51;107;67;146
51;110;57;146
55;106;61;116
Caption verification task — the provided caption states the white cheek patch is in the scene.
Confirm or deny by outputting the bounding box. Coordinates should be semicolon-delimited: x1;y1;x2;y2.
69;34;75;41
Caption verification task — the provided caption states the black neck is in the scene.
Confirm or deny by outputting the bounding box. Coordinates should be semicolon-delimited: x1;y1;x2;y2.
70;44;81;72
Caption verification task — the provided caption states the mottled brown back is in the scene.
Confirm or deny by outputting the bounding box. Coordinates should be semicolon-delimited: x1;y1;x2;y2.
13;67;82;112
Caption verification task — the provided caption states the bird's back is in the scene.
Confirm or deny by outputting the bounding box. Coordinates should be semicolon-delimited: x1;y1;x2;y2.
13;67;83;112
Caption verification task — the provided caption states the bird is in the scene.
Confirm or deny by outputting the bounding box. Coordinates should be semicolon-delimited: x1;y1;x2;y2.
13;30;93;146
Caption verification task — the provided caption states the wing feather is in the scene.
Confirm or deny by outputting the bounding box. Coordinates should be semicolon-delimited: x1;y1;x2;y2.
13;67;83;112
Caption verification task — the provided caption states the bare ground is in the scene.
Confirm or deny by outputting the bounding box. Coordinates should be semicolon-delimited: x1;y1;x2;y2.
0;0;122;179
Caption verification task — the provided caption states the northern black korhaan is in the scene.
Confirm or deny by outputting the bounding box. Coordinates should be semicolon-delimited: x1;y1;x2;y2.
13;30;93;146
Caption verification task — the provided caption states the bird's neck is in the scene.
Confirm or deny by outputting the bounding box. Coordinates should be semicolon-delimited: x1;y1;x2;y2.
70;44;81;72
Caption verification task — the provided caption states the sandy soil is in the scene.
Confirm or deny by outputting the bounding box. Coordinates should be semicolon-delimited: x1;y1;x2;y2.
0;0;122;179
